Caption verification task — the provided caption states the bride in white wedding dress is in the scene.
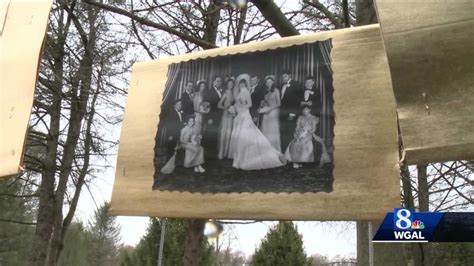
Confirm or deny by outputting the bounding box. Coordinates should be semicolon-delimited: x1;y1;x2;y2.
228;74;287;170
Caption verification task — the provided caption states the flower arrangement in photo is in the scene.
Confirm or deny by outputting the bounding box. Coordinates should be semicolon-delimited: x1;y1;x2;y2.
294;127;311;141
191;134;202;145
228;105;237;117
199;101;211;114
258;100;271;114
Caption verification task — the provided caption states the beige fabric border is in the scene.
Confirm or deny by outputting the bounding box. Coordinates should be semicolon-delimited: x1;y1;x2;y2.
111;24;400;220
375;0;474;164
0;1;52;178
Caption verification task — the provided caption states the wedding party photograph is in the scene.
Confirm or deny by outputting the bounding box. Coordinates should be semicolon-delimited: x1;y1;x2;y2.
153;40;335;193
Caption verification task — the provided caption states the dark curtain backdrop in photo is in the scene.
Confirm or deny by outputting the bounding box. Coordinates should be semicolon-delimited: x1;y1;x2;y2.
158;40;334;153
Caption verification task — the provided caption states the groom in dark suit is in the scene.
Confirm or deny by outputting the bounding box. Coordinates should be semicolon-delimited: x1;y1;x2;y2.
181;81;195;117
302;76;325;164
249;75;265;127
164;100;184;160
302;76;322;116
279;69;303;152
203;75;223;160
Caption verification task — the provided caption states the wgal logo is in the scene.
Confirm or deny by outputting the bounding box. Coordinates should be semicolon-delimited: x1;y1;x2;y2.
393;208;426;241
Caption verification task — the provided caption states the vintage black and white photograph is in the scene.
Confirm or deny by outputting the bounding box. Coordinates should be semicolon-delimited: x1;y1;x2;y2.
153;40;334;193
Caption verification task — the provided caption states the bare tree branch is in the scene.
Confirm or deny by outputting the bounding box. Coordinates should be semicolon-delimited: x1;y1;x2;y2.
303;0;343;29
251;0;299;36
0;218;37;226
131;19;156;59
82;0;216;49
0;193;38;198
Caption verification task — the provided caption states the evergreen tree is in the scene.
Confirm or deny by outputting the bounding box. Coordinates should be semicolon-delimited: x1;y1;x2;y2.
58;222;91;266
0;178;35;265
121;218;214;266
432;242;474;266
251;222;309;266
309;254;330;266
87;202;122;266
57;203;123;266
215;249;247;266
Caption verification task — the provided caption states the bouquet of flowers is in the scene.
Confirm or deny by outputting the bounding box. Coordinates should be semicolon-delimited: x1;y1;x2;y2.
258;100;271;114
228;105;237;117
294;127;311;142
199;101;210;114
191;134;202;145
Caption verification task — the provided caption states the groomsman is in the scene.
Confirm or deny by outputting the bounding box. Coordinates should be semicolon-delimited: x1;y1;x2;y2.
181;81;195;117
165;100;184;160
301;76;322;116
279;69;303;151
203;76;223;159
301;76;324;164
249;75;265;126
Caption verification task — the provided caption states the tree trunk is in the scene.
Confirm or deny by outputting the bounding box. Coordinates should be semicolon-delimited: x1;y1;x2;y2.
30;7;70;265
47;46;95;266
251;0;300;36
31;187;56;266
234;5;247;44
401;164;424;266
342;0;350;28
416;164;432;266
183;219;206;266
55;95;95;262
355;0;378;26
356;221;370;265
417;164;429;212
31;3;99;264
372;221;407;266
401;164;414;209
202;0;223;45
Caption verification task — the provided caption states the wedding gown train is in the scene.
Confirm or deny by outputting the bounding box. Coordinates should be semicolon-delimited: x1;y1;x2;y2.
229;88;286;170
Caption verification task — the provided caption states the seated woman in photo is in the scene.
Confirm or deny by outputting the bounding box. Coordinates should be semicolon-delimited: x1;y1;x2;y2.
285;105;318;169
180;116;206;173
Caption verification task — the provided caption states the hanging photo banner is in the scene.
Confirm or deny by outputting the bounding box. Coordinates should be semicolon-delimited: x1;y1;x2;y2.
0;0;52;178
375;0;474;164
111;24;400;220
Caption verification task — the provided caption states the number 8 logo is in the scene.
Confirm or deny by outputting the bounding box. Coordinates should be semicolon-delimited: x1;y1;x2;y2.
395;209;412;230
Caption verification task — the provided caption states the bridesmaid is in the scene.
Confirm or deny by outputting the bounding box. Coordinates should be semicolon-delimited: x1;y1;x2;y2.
180;116;206;173
217;78;235;159
285;105;318;168
193;80;207;135
259;75;282;152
